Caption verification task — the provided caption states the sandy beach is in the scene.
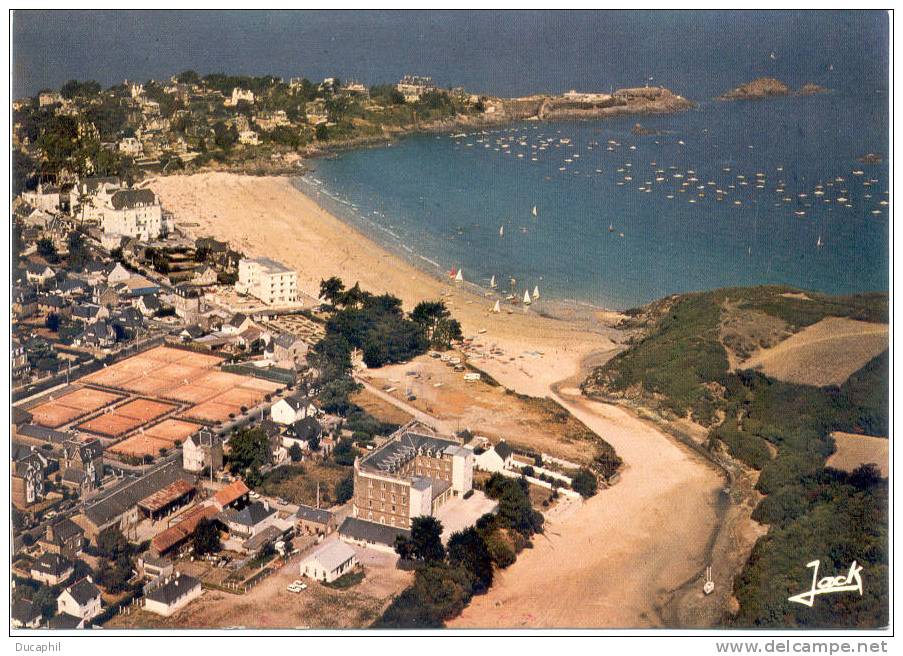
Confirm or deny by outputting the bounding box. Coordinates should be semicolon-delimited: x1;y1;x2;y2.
149;172;744;628
149;172;622;396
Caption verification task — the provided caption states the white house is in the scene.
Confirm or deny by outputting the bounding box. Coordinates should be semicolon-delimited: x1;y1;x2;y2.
30;552;74;585
474;441;515;473
21;184;61;213
236;257;298;306
182;429;223;473
300;540;358;583
118;137;143;157
143;574;202;617
270;393;317;425
56;577;102;621
106;262;132;284
239;130;259;146
227;88;255;106
99;189;163;241
218;500;278;539
221;312;253;336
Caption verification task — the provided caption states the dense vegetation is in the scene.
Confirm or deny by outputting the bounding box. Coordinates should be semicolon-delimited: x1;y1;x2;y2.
582;286;889;628
377;474;543;627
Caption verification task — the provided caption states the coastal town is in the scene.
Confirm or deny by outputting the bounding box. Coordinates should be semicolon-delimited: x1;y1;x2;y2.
11;71;620;629
9;33;890;634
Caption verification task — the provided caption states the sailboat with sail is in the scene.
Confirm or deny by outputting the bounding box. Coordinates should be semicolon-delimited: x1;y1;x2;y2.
492;300;501;313
455;268;464;282
523;290;532;305
499;225;504;237
533;285;540;301
817;235;824;248
532;205;538;217
490;275;497;289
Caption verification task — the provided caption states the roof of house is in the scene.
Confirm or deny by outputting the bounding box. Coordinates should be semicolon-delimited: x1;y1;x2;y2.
61;577;101;606
241;525;283;552
32;552;73;577
44;517;84;545
220;500;275;527
145;574;201;606
212;480;250;508
304;540;356;572
246;256;293;274
17;424;71;444
180;325;206;339
26;262;54;275
228;312;249;328
110;188;157;209
493;441;513;461
11;598;41;624
83;461;187;528
151;504;218;554
289;417;322;441
360;430;460;475
137;479;195;514
338;517;410;546
295;504;333;525
66;438;103;462
47;613;84;629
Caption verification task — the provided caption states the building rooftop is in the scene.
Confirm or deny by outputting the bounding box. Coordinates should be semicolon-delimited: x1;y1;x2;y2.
145;574;201;606
62;577;101;606
212;479;249;508
220;500;275;527
295;504;333;525
304;540;356;572
137;479;195;514
151;504;218;554
359;429;460;475
83;461;187;527
246;256;293;274
339;516;410;546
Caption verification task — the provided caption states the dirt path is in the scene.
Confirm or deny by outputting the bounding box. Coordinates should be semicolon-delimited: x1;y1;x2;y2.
448;389;725;628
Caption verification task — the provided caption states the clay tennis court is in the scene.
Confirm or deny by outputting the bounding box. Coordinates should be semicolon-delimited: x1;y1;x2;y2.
78;413;147;438
29;388;124;428
109;434;176;458
179;400;240;424
77;399;176;438
162;383;221;404
144;419;202;443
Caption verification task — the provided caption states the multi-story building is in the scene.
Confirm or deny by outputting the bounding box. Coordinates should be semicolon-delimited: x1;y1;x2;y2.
99;189;163;240
226;87;255;106
349;423;474;532
396;75;435;103
182;429;223;474
236;257;298;305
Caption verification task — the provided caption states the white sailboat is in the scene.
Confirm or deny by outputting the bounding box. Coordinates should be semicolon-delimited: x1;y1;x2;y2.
490;275;497;289
492;300;501;313
608;223;614;232
533;285;540;301
455;268;464;282
817;235;824;248
523;290;532;305
499;225;504;237
531;205;538;217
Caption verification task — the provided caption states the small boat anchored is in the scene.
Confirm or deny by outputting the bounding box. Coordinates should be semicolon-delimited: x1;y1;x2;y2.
490;275;497;289
492;300;501;313
703;566;715;595
532;205;538;217
523;290;532;305
532;285;540;301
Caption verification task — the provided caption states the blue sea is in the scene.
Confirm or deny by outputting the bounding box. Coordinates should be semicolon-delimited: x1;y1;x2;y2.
299;88;888;309
14;10;889;309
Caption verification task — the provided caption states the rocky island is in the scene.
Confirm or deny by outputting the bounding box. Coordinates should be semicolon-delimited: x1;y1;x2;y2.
797;82;830;95
718;77;791;100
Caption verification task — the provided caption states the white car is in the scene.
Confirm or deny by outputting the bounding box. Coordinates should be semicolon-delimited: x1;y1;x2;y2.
287;584;301;593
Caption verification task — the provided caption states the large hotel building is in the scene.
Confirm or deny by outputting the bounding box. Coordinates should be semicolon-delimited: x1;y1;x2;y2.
350;423;474;530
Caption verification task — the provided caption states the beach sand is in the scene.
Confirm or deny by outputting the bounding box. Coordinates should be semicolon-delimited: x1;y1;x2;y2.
150;172;739;628
149;172;622;395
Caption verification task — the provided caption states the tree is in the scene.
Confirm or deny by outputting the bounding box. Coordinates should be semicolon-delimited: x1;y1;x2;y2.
226;428;271;475
410;516;445;563
335;473;354;504
44;313;61;332
176;70;201;84
288;442;303;462
572;468;598;498
394;534;416;560
331;438;358;466
447;527;494;592
192;518;221;556
315;123;329;141
37;237;57;261
319;276;346;305
409;301;462;347
60;79;101;99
